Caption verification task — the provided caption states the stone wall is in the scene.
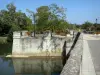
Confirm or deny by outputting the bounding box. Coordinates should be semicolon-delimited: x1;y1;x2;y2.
12;31;42;55
12;31;67;56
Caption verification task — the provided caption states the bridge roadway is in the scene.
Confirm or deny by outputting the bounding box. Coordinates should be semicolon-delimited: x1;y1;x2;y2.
85;34;100;75
88;40;100;75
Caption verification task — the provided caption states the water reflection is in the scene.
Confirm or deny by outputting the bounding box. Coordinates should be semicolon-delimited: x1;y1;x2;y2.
0;57;63;75
0;57;15;75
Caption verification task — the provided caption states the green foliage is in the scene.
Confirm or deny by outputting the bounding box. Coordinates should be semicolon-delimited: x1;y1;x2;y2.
36;6;50;31
6;3;16;13
0;3;70;41
35;4;67;33
81;21;93;30
68;23;77;30
7;24;21;42
49;3;66;20
0;3;33;42
26;25;34;32
0;37;7;44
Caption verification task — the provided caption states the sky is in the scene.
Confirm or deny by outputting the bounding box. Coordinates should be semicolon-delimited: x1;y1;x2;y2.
0;0;100;24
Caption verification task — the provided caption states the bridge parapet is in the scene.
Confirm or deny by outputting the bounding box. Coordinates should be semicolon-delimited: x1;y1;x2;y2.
61;32;83;75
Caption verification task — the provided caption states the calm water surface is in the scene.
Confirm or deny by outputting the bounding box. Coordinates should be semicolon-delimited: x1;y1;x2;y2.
0;57;63;75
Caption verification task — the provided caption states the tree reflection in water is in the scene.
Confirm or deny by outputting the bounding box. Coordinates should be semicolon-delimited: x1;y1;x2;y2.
12;57;63;75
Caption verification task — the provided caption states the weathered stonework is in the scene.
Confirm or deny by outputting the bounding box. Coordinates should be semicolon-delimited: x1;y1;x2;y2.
12;31;67;56
60;34;83;75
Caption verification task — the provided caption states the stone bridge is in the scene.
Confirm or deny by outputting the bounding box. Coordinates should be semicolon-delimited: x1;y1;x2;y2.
61;33;98;75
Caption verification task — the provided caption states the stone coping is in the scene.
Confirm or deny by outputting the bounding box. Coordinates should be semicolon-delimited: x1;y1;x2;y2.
6;52;62;58
5;55;62;58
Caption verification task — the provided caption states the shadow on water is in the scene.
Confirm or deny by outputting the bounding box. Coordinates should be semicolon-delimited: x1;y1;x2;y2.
0;57;63;75
0;43;12;55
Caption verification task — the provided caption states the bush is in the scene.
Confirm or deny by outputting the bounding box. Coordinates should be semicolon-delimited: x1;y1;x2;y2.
7;25;21;42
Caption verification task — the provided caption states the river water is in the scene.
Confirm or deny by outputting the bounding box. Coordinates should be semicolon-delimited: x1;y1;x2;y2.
0;57;63;75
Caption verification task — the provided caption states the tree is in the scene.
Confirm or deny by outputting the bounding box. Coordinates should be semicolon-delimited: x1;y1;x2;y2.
49;3;66;20
26;9;37;36
6;3;16;24
0;10;12;35
48;4;67;33
81;21;93;30
36;6;50;32
0;3;69;41
35;4;67;33
15;10;32;29
0;3;33;42
6;3;16;13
